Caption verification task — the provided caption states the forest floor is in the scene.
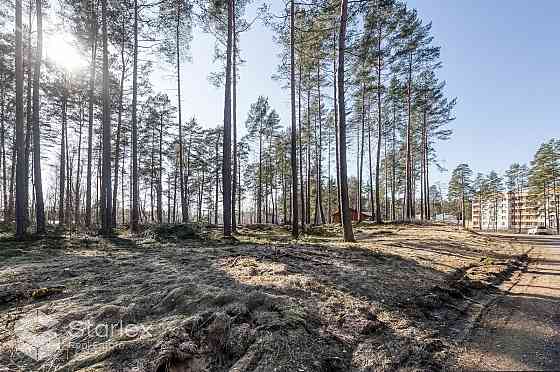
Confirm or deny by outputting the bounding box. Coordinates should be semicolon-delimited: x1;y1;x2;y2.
0;222;553;371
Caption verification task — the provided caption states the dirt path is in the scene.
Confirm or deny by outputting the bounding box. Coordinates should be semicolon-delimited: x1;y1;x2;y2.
458;235;560;371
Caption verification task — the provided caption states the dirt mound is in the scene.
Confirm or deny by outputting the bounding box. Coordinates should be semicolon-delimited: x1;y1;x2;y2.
242;224;274;231
145;289;343;371
142;287;444;372
43;287;347;372
305;225;340;238
404;256;527;309
8;278;447;372
457;256;527;290
144;224;201;242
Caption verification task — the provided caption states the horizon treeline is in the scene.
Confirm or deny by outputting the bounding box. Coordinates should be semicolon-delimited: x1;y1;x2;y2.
2;0;455;240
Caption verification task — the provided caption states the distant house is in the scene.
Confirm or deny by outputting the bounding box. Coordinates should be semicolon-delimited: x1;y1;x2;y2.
332;209;372;223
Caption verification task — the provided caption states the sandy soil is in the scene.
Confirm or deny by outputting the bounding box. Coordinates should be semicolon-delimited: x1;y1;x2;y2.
457;234;560;371
0;224;537;371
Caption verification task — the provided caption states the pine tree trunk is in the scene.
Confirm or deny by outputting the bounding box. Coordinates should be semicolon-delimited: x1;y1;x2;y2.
327;110;332;224
73;103;84;226
214;134;219;225
167;172;171;222
32;0;45;233
405;53;413;220
375;57;383;223
306;86;311;225
185;134;192;220
391;105;396;220
0;74;7;221
290;0;298;236
313;59;324;226
283;165;287;224
411;155;416;217
356;121;360;211
368;119;374;221
53;167;58;223
298;65;305;231
15;0;26;237
24;4;32;227
420;129;424;221
266;134;273;224
9;132;16;220
423;111;430;220
58;89;67;226
384;136;389;218
130;0;140;232
112;32;126;227
100;0;112;235
231;0;238;232
222;0;233;237
461;176;466;229
176;4;187;223
257;121;262;224
357;83;366;221
337;0;355;242
198;168;204;222
157;113;163;223
29;154;35;222
150;123;155;222
86;2;97;228
173;159;177;222
238;151;242;225
65;135;72;223
121;131;126;225
333;25;341;217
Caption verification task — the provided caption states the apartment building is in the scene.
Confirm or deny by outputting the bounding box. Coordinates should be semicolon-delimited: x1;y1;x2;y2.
472;193;510;231
472;190;559;232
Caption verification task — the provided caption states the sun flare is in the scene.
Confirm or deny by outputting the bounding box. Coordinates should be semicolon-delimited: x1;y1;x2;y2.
44;34;86;72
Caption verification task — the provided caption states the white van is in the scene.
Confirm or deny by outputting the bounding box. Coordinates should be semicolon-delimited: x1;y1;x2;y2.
528;225;553;235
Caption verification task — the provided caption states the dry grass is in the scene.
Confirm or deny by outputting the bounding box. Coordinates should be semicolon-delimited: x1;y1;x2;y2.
0;223;531;371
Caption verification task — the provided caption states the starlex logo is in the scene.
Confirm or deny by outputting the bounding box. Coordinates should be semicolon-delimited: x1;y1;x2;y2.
14;310;61;361
12;309;153;364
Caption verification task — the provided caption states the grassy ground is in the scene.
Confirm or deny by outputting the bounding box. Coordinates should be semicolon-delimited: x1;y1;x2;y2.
0;223;531;371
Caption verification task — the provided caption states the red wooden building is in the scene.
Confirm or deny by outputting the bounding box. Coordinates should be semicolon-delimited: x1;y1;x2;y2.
331;209;372;223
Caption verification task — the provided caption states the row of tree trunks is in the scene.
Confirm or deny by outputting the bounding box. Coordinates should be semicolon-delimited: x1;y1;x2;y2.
8;0;443;237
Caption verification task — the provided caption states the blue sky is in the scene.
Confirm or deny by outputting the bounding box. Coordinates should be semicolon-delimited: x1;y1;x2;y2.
407;0;559;188
158;0;559;192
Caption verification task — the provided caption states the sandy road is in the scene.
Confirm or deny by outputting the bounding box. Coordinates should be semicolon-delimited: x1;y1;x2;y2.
458;234;560;371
